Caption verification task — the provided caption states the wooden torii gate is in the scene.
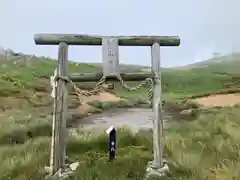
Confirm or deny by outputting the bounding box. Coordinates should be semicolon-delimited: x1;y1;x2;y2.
34;34;180;179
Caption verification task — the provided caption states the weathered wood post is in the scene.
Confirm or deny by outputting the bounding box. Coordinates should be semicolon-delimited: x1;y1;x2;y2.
49;42;68;176
145;42;167;177
102;38;120;77
152;42;162;166
34;33;180;179
58;42;69;171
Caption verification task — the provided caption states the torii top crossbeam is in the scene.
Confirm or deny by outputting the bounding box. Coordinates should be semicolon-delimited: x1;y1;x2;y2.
34;34;180;46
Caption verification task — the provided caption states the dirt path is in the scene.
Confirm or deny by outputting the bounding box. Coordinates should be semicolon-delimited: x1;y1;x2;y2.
76;92;122;112
81;92;122;102
194;93;240;108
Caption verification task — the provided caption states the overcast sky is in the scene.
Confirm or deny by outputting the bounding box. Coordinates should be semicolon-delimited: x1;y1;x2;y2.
1;0;239;67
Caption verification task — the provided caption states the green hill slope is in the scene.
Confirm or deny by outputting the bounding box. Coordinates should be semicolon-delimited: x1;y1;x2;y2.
182;53;240;71
162;53;240;98
1;53;240;180
1;53;240;100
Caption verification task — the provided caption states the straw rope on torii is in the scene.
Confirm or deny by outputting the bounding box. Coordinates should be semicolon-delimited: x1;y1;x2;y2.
51;70;154;102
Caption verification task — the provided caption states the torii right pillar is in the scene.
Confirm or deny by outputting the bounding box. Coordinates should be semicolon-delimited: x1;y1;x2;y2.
146;42;167;178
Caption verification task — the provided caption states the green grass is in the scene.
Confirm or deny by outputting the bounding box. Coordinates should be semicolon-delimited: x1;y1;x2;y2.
1;107;240;180
162;68;240;99
1;53;240;179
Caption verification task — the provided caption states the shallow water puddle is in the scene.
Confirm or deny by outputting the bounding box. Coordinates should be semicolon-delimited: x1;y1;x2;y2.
70;108;172;134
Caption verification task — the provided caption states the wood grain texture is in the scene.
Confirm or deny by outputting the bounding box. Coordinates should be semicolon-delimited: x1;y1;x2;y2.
50;42;68;175
151;42;164;168
34;33;180;46
69;72;153;82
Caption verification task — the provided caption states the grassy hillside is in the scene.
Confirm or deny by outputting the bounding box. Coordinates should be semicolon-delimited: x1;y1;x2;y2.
91;62;150;72
1;54;240;180
1;53;240;100
180;53;240;70
0;58;100;95
162;53;240;99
